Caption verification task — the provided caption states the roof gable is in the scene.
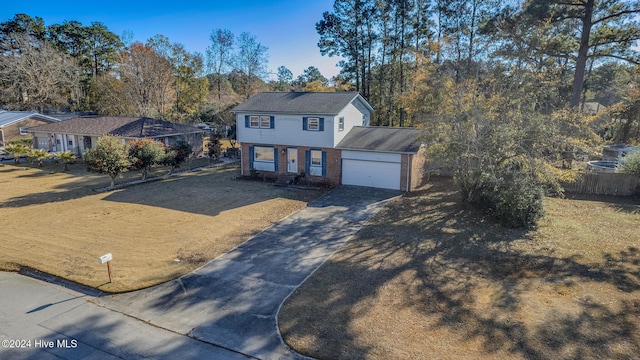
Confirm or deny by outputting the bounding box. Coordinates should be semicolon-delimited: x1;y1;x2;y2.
232;92;374;115
336;126;422;153
0;111;60;127
28;116;204;138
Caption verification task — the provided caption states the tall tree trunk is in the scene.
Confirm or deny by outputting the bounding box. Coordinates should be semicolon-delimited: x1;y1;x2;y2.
467;0;477;75
571;0;594;108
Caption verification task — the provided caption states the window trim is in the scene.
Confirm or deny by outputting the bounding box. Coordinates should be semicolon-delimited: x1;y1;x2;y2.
338;117;344;131
307;118;320;131
19;127;29;135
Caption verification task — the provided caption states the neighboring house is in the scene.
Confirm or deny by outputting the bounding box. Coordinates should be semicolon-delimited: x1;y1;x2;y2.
28;116;206;156
233;92;424;191
0;110;60;146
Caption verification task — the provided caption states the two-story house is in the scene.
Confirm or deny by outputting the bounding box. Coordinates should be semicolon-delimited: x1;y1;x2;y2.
233;92;424;191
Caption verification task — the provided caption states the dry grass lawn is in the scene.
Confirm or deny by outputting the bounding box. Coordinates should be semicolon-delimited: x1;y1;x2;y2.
0;160;323;292
279;178;640;360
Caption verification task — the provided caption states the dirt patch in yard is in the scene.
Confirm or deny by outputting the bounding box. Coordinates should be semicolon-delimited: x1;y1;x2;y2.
279;178;640;359
0;162;324;292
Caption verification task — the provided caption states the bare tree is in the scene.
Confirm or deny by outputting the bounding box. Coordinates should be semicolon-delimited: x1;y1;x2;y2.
235;32;269;99
0;33;80;111
206;29;234;100
117;42;174;117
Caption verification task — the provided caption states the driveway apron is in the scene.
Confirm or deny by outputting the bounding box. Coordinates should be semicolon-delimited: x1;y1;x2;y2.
95;186;401;359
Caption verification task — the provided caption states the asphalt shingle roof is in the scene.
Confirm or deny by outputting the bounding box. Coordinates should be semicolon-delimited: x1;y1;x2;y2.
232;92;373;115
0;111;60;127
28;117;204;138
337;126;422;153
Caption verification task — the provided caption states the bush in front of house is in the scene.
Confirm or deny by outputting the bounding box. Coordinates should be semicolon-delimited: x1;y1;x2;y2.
4;142;30;163
26;148;52;166
128;138;166;180
162;140;192;174
54;151;77;171
84;135;132;189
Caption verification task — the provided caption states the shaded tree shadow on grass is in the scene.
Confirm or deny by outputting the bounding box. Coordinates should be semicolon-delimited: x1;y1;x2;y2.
278;180;640;359
562;191;640;215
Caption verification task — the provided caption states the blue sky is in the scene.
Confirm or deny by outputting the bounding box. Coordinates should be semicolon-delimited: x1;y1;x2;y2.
1;0;343;80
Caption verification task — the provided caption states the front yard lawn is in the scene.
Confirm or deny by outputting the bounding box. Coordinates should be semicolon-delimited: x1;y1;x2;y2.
279;177;640;359
0;161;324;292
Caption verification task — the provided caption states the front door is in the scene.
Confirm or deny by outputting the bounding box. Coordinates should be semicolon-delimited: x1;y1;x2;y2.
84;136;92;150
287;148;297;173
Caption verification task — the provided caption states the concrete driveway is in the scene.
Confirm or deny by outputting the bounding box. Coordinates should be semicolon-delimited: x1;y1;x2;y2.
1;186;400;359
95;185;401;359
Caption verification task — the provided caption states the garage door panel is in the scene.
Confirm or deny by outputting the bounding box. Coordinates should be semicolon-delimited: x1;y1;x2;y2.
342;159;400;190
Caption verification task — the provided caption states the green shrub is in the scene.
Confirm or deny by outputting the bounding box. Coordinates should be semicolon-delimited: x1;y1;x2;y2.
618;150;640;175
466;169;545;228
162;140;192;174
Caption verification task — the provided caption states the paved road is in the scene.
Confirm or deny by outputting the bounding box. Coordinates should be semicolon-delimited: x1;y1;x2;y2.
0;272;249;360
1;186;400;359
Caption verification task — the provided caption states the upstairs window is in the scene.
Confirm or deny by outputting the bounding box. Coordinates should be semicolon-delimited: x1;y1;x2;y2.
259;116;271;128
19;127;29;135
338;117;344;131
308;118;319;131
245;115;274;129
303;117;324;131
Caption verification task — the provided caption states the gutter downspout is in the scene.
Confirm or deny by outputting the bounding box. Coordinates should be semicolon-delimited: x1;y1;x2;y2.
240;145;244;176
406;154;411;192
0;128;5;147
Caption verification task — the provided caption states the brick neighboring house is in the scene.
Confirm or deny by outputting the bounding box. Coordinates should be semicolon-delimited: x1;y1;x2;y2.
28;116;206;156
233;92;424;191
0;111;60;146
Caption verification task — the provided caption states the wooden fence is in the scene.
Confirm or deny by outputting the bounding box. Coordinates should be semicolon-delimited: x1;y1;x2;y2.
562;172;640;196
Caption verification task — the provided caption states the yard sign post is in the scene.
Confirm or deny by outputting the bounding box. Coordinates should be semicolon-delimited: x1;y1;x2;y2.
98;253;113;283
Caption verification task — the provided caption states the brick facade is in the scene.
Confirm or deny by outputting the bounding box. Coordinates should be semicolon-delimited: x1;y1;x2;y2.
241;143;342;187
399;149;426;191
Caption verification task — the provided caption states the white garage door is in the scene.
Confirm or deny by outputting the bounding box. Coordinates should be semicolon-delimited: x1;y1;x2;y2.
342;159;401;190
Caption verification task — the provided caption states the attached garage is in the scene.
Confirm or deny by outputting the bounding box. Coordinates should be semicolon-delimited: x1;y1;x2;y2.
342;150;402;190
337;126;424;191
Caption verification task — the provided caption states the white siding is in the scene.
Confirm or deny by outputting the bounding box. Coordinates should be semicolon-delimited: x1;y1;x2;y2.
237;113;335;148
235;97;371;149
334;100;371;147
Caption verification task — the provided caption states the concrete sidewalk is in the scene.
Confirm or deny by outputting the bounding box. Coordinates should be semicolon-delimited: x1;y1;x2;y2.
95;186;401;360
